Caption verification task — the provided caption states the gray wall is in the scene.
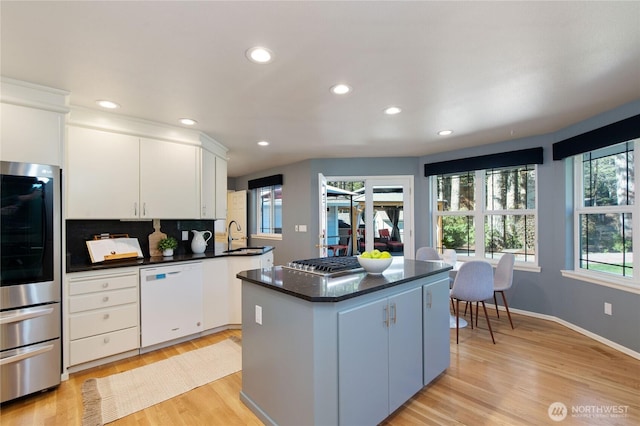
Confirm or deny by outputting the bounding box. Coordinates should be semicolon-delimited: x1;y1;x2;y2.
417;100;640;353
232;160;315;265
232;100;640;353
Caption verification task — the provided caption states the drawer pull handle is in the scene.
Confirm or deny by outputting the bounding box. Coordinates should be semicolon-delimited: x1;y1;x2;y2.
103;314;110;320
104;337;110;344
102;282;109;288
103;296;109;302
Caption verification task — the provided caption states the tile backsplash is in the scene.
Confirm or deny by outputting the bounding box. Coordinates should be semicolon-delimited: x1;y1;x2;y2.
66;219;216;268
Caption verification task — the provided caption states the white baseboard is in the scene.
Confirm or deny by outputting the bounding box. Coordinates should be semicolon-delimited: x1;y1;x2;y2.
487;303;640;360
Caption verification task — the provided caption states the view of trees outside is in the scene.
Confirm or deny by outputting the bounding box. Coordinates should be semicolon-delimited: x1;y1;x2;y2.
484;167;536;261
579;142;634;276
329;181;364;192
436;167;537;262
436;172;475;254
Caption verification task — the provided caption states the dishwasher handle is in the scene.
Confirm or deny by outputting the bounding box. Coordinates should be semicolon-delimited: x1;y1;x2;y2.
140;262;202;280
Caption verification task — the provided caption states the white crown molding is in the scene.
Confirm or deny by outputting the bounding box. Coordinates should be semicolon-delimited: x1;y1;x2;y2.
1;77;70;113
67;105;228;158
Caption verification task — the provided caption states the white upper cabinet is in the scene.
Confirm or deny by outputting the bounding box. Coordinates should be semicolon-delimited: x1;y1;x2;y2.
201;149;217;219
1;79;69;166
215;155;227;218
1;104;64;165
66;127;200;219
201;149;228;219
65;107;228;220
66;126;140;219
139;138;199;219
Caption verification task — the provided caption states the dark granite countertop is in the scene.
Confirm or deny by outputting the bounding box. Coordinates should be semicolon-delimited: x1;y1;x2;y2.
67;245;274;273
236;259;452;302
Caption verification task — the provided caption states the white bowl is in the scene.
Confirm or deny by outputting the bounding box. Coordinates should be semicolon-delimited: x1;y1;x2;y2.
357;255;393;274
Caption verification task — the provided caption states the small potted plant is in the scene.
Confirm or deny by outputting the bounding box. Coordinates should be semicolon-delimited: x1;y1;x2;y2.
158;236;178;257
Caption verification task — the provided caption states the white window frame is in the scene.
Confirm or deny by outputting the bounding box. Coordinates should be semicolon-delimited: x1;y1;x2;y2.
431;166;540;271
252;184;282;240
562;140;639;294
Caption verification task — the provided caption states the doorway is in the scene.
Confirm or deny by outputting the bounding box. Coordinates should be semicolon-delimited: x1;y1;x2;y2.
319;175;414;259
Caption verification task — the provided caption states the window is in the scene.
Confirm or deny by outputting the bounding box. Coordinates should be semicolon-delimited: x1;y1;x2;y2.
255;184;282;236
433;165;538;263
249;174;283;239
574;140;635;278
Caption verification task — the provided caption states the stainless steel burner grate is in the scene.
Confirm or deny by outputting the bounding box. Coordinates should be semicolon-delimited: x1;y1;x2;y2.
283;256;363;276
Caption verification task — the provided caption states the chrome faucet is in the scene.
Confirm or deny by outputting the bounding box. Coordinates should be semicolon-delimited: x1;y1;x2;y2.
228;220;241;251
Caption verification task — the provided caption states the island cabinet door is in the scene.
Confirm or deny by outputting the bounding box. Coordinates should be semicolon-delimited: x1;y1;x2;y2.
423;278;451;385
388;286;424;413
338;286;423;426
338;298;390;426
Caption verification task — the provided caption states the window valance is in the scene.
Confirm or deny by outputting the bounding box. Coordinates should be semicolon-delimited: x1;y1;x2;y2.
423;147;543;177
552;114;640;161
248;174;283;189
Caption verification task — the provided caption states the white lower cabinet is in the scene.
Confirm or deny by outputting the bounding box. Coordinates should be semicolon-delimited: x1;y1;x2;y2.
70;327;139;366
227;252;274;325
67;269;139;367
202;258;229;330
64;252;273;371
338;286;423;425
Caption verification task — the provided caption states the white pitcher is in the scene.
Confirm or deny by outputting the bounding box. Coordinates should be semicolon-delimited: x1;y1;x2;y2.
191;230;212;254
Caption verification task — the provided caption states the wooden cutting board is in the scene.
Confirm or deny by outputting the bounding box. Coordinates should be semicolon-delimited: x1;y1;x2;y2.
148;219;167;257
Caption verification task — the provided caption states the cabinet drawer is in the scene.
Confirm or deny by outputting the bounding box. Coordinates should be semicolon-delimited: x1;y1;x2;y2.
69;288;138;313
69;273;137;296
69;327;139;366
69;304;138;340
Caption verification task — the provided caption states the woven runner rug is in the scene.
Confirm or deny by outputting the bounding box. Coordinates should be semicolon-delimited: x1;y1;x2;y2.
81;337;241;426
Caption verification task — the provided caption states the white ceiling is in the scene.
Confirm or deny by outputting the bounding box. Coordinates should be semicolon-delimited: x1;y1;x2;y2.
2;1;639;177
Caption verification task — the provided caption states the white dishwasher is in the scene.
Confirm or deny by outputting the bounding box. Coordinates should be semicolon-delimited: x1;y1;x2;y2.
140;262;203;348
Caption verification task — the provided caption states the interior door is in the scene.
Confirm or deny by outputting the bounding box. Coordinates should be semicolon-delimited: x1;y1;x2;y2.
318;173;328;257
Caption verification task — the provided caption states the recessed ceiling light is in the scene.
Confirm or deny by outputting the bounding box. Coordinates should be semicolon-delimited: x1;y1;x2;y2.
96;100;120;109
257;140;270;146
246;47;273;64
330;84;352;95
384;106;402;115
179;118;197;126
438;130;453;136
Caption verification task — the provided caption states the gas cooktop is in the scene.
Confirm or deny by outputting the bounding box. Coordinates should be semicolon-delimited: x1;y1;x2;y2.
283;256;363;276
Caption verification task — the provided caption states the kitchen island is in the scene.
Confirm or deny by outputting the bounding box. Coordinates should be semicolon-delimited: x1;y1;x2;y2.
237;258;451;426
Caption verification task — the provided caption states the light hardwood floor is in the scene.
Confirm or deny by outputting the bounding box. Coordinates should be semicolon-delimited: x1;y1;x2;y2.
1;313;638;425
